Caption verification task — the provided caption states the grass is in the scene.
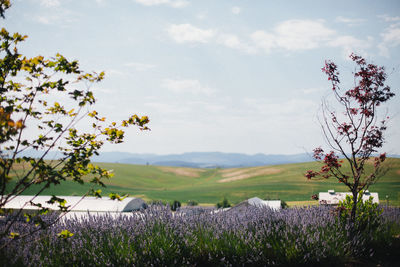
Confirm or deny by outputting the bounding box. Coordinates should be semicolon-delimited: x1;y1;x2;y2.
7;158;400;206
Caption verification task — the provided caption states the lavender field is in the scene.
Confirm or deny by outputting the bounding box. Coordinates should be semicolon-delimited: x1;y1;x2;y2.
1;205;400;266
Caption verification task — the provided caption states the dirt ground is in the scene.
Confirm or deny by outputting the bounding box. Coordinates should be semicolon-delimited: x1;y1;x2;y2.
218;167;281;183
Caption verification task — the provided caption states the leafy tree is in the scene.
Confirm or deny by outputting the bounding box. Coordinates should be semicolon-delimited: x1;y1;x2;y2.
305;53;395;224
0;0;10;18
0;2;149;244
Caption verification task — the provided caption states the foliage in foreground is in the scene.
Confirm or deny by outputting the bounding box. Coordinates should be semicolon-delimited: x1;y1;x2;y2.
1;205;399;266
0;2;149;240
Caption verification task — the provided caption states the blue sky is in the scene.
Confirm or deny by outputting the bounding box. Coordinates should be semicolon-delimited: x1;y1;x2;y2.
2;0;400;155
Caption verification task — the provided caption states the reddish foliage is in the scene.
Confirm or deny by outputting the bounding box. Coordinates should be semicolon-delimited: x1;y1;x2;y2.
305;53;395;202
323;151;341;168
374;153;387;168
313;147;324;160
322;61;340;90
305;170;318;180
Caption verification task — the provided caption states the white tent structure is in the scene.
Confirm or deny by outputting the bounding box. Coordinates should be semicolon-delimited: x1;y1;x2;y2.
247;197;281;211
2;195;146;213
227;197;281;213
318;190;379;205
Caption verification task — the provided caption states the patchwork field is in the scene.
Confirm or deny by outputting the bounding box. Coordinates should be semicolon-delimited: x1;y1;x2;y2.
8;158;400;206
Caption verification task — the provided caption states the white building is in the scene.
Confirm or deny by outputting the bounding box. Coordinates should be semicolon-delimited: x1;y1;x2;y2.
318;190;379;205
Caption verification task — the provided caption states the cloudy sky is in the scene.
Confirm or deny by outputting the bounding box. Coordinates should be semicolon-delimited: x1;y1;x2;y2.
2;0;400;155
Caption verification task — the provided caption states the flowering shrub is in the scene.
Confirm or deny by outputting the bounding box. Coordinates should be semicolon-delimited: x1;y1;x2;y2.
338;193;382;233
1;205;399;266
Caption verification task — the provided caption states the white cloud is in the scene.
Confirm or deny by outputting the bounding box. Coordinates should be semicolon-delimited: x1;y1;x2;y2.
302;88;323;95
217;34;256;54
196;13;206;20
167;24;216;43
378;14;400;22
92;86;113;94
251;31;276;53
134;0;188;8
378;24;400;57
32;6;79;25
251;19;336;52
162;79;215;96
106;69;125;76
168;25;256;53
251;19;375;56
95;0;106;5
274;19;336;51
328;35;373;58
136;0;168;5
243;97;317;117
231;6;241;15
124;62;156;71
169;0;189;8
39;0;60;7
34;13;75;25
168;19;372;57
335;16;365;25
35;16;51;24
144;101;190;114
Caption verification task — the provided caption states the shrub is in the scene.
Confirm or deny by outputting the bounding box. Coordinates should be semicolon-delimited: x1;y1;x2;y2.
280;200;289;209
170;200;181;211
338;193;382;232
187;200;198;206
216;197;231;209
149;200;168;205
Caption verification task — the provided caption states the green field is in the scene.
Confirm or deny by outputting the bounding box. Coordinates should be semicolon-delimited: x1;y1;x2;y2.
10;158;400;206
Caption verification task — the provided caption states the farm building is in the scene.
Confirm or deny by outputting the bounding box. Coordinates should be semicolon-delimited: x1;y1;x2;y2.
318;190;379;205
2;195;147;213
227;197;281;213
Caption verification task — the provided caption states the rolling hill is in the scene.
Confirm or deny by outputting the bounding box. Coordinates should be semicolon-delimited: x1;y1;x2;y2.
10;158;400;206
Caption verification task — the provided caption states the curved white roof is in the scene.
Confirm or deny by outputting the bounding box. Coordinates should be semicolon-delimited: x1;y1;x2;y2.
248;197;281;210
3;195;136;212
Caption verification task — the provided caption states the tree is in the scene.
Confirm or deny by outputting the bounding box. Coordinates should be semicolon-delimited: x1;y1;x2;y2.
305;53;395;224
0;2;149;243
0;0;10;18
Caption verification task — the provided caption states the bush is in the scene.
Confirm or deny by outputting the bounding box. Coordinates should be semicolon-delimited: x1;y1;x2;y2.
280;200;289;209
338;193;382;232
149;200;168;205
170;200;181;211
216;197;231;209
187;200;198;206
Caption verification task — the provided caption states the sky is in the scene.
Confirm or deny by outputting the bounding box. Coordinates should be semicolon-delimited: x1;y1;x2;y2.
2;0;400;155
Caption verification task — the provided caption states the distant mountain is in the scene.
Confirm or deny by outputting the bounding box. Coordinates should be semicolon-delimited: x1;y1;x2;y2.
92;151;315;168
8;150;400;168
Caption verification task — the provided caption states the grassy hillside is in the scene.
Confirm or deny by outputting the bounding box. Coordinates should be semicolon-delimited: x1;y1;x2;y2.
9;158;400;206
